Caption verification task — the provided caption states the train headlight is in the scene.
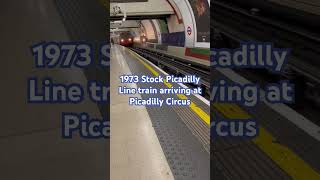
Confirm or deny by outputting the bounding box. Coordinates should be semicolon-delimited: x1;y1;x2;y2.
121;39;124;42
128;38;132;42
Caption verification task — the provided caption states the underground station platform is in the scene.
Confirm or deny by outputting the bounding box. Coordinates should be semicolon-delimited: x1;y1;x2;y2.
111;43;320;180
110;45;210;180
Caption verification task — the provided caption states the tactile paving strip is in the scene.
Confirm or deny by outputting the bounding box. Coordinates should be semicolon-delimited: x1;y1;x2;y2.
123;49;210;180
211;70;320;179
53;0;109;119
132;48;211;153
169;83;210;153
149;106;198;179
54;0;107;41
211;107;292;180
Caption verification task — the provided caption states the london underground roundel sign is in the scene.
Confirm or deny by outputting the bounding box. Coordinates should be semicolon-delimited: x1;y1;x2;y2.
187;26;192;36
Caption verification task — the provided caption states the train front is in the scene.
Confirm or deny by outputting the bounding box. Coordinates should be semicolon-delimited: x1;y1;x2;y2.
119;32;134;47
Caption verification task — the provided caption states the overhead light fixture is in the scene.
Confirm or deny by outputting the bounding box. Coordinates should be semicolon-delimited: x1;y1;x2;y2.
113;20;122;24
122;11;127;22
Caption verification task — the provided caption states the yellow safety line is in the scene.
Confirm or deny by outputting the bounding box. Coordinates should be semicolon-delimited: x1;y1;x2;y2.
127;47;320;179
210;81;320;177
212;103;251;119
127;48;210;125
254;128;320;180
211;95;320;178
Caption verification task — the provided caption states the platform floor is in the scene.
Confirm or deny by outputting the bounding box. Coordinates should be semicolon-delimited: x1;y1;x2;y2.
118;44;320;180
211;69;320;180
110;45;174;180
110;45;210;180
0;0;108;180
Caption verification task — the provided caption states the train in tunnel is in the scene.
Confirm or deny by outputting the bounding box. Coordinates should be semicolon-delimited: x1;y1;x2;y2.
112;30;147;47
119;31;134;47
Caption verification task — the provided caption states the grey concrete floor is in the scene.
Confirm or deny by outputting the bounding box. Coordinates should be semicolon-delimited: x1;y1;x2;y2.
110;45;174;180
0;1;108;179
